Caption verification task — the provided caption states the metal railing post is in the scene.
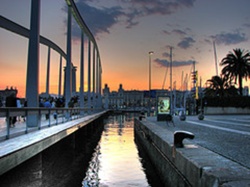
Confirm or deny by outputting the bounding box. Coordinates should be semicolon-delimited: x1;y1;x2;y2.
38;109;41;130
25;109;28;134
48;109;51;127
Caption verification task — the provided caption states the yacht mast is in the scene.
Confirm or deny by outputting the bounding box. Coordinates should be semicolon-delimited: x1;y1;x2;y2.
213;41;219;76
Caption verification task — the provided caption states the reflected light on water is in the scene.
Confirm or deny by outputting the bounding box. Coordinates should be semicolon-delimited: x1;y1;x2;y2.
82;114;150;187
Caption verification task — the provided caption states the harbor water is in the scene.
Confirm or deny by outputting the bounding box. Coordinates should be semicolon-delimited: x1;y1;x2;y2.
82;113;163;187
0;113;163;186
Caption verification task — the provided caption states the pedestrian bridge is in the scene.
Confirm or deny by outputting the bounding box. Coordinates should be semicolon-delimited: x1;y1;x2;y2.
0;0;104;139
0;107;105;140
0;109;109;176
0;0;102;112
0;0;107;180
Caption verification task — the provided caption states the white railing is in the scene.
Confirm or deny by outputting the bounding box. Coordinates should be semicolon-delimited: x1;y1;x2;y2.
0;107;103;140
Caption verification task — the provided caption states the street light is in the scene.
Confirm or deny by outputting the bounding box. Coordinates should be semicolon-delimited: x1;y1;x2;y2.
148;51;154;116
169;47;173;115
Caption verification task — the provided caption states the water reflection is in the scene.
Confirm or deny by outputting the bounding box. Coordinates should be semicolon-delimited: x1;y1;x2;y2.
82;144;101;187
82;113;163;187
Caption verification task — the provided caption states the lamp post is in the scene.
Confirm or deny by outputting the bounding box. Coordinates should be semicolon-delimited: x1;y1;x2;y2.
148;51;154;116
169;47;173;115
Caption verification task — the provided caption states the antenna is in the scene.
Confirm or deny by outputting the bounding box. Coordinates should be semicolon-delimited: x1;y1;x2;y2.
184;73;188;91
181;71;184;91
213;41;219;76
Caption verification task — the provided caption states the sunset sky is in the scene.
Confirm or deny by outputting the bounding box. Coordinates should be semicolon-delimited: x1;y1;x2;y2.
1;0;250;98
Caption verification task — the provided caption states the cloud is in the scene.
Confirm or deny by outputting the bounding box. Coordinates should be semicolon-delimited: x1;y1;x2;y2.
119;0;196;28
73;1;125;37
211;31;248;45
177;37;196;49
154;58;194;68
162;29;187;36
243;23;250;28
177;0;195;7
121;0;195;15
162;52;171;58
162;30;171;35
204;39;211;44
172;29;187;36
66;0;196;38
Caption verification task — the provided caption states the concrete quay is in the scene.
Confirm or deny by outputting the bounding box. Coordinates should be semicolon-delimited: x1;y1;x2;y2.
134;116;250;187
0;111;108;176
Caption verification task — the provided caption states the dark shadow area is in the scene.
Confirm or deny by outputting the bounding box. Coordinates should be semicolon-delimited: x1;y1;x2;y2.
135;134;165;187
0;117;105;187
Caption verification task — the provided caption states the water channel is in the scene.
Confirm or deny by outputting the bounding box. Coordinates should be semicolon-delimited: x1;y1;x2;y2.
0;113;164;187
82;113;163;187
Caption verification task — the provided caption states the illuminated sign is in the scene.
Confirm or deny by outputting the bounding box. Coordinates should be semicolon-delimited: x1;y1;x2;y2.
157;96;170;114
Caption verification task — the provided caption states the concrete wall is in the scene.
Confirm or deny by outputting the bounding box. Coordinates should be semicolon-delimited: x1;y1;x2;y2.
0;111;108;186
204;107;250;115
134;118;250;187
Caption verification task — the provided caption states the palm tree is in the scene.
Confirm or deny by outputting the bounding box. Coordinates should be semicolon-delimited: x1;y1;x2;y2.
220;48;250;95
204;75;230;97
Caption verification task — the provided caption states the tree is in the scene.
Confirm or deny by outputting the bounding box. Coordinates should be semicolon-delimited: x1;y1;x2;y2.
220;48;250;95
204;75;238;97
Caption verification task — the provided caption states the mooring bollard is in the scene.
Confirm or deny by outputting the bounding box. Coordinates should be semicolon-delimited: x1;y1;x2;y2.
174;130;195;148
139;111;145;121
198;113;204;120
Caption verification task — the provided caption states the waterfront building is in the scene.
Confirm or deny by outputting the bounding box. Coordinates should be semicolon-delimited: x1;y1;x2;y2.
102;83;186;113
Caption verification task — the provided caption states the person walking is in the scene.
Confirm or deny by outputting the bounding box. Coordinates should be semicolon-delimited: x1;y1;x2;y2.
44;99;52;120
5;93;17;127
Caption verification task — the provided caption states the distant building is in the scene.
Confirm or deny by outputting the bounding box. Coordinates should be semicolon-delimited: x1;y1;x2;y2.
102;83;186;112
124;90;144;108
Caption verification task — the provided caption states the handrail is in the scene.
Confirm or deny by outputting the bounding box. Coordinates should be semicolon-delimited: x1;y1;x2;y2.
0;107;103;140
0;15;67;59
65;0;101;65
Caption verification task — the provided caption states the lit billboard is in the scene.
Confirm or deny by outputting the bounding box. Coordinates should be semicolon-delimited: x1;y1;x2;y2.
157;96;170;114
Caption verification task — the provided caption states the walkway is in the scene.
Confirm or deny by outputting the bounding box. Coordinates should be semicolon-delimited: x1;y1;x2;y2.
0;114;78;141
0;111;107;175
147;114;250;169
136;114;250;186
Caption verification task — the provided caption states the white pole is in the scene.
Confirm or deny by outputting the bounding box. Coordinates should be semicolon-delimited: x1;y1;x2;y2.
65;5;72;107
46;46;50;96
87;39;91;111
26;0;40;127
80;31;85;113
58;55;62;97
213;41;219;76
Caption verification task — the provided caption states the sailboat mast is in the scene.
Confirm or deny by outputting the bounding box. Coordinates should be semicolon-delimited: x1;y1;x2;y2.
213;41;219;76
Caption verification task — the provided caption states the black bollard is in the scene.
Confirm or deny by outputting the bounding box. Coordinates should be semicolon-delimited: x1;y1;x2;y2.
174;131;195;148
198;114;204;120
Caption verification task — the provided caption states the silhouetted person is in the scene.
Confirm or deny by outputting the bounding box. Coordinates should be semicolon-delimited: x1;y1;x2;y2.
5;93;17;127
44;99;51;120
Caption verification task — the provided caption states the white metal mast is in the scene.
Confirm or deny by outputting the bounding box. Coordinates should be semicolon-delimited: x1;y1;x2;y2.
213;41;219;76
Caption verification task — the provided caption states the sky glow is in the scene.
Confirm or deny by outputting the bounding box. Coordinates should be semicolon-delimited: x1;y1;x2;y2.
0;0;249;97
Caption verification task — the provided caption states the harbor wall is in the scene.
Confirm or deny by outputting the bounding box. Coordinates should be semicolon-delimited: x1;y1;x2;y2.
134;118;250;187
0;112;107;186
